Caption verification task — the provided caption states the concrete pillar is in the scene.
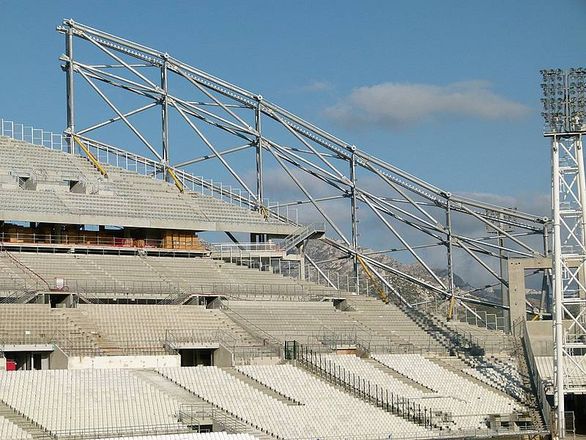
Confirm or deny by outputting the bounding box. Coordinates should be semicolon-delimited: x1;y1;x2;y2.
507;259;527;336
41;354;50;370
298;242;306;281
508;257;552;336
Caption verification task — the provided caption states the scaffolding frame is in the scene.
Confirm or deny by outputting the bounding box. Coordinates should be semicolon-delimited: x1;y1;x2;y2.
55;19;549;321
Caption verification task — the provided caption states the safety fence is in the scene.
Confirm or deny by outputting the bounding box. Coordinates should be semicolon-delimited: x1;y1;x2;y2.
295;344;444;429
0;279;334;297
52;423;189;440
178;403;253;435
0;232;168;249
523;322;552;429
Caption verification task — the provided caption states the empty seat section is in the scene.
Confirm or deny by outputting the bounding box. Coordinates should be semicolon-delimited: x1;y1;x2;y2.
159;365;431;439
0;137;287;229
372;353;526;429
0;414;32;440
0;369;185;436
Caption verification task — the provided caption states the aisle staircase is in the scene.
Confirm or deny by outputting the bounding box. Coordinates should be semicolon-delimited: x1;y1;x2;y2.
282;223;325;253
0;400;49;439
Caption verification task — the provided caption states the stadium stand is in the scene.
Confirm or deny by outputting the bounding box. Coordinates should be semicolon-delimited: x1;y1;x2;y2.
0;251;335;299
341;295;449;353
0;136;294;235
224;300;385;348
0;369;186;436
372;353;528;429
159;365;433;439
0;123;545;439
0;414;32;440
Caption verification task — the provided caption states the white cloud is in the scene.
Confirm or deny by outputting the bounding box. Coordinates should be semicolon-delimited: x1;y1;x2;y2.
324;80;530;129
300;80;333;92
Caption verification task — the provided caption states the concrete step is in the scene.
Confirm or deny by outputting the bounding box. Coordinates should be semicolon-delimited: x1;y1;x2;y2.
131;369;208;404
0;399;49;439
430;356;517;400
364;357;435;393
222;367;302;406
151;369;274;439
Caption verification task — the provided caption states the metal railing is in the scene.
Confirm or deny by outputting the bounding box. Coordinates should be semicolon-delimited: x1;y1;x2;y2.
523;321;552;429
0;232;171;249
1;119;67;150
282;222;326;252
209;241;284;255
51;422;189;440
0;278;339;296
164;328;221;348
296;344;442;429
178;403;254;434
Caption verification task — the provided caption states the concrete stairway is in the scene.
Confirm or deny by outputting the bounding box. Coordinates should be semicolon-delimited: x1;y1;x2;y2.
54;308;115;355
0;400;48;439
150;369;274;439
364;357;434;393
222;368;301;406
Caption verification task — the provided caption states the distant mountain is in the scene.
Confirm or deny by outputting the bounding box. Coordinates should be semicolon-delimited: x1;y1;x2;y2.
301;239;448;304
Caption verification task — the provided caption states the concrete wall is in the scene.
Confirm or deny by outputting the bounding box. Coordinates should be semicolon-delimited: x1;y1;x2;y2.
0;357;5;371
67;354;180;370
242;356;281;365
213;346;234;367
526;319;575;356
49;346;69;370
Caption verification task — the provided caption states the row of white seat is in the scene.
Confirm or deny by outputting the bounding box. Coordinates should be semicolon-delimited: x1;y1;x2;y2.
372;353;526;428
0;369;184;434
159;365;433;439
99;433;259;440
0;415;32;440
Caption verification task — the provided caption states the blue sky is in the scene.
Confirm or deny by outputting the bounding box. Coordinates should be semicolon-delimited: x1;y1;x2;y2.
1;0;585;212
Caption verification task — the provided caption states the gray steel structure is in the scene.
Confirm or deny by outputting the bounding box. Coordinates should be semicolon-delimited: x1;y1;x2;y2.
56;19;549;323
542;68;586;439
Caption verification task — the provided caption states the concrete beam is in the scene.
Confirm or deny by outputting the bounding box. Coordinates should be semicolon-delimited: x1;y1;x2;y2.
0;211;298;235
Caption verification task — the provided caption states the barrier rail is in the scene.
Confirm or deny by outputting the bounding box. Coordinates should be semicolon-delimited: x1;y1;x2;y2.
0;278;336;297
51;422;189;440
0;119;67;150
178;403;253;435
296;344;442;429
523;322;552;429
0;232;168;249
209;241;284;254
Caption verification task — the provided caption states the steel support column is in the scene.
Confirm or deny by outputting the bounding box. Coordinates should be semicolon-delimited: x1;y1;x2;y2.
446;199;456;320
255;97;264;211
161;58;170;178
542;68;586;440
551;135;565;438
65;26;75;153
350;148;359;294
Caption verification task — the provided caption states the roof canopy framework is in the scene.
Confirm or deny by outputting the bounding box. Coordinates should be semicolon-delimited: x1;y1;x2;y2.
56;19;550;319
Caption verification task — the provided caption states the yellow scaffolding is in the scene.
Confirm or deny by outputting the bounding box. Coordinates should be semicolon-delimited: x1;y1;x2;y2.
356;255;389;304
166;167;184;193
72;135;108;177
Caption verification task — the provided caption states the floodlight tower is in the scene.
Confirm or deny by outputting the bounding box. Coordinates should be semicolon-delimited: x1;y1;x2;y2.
541;68;586;439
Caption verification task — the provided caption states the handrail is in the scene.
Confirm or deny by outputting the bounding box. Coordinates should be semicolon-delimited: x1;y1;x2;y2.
282;222;326;251
296;344;440;429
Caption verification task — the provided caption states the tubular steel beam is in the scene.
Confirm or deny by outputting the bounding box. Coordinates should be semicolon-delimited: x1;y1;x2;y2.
58;19;550;326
